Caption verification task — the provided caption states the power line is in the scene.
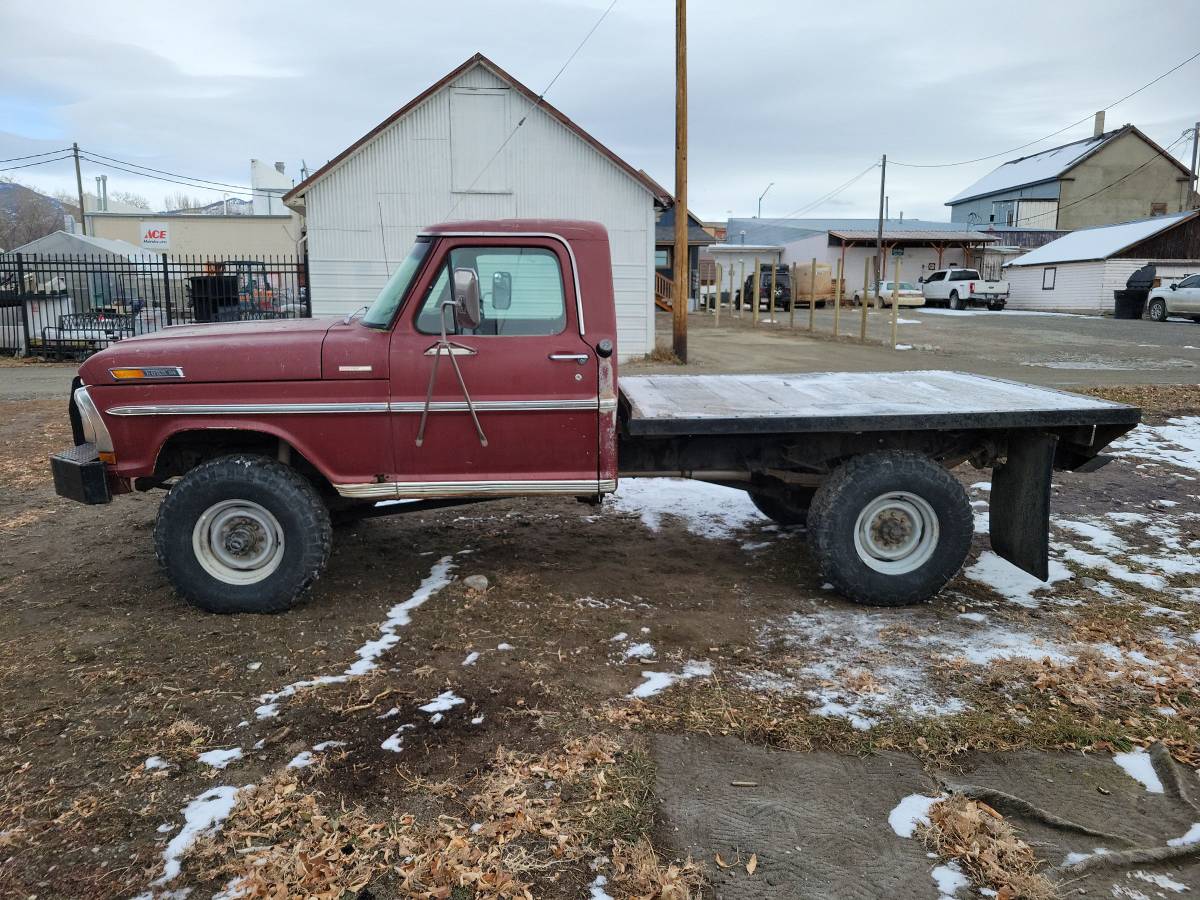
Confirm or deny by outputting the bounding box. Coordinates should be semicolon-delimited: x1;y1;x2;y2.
778;161;880;219
892;47;1200;169
79;149;269;194
1010;130;1193;226
78;154;279;199
445;0;618;218
0;154;73;173
0;147;72;165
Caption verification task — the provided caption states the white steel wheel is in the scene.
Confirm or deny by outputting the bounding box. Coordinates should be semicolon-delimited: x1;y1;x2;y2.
852;491;940;575
192;499;285;585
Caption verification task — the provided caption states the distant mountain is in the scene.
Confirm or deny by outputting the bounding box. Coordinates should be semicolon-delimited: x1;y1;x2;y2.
159;197;254;216
0;182;68;251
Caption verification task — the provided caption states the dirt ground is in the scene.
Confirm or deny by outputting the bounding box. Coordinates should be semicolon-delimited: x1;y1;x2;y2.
1;377;1199;898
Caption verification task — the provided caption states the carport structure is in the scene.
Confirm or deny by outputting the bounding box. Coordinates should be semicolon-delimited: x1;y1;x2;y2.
826;228;1001;282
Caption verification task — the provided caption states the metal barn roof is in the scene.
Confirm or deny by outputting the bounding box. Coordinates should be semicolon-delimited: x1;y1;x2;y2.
1005;210;1198;266
828;229;998;243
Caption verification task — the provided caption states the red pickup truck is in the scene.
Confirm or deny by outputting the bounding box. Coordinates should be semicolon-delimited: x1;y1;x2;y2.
51;219;1139;614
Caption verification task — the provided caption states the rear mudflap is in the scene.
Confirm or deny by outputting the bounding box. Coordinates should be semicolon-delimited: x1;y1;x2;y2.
989;432;1058;581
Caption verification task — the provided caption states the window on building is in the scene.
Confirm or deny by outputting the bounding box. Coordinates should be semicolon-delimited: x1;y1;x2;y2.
655;248;670;268
415;246;566;336
449;89;510;193
1150;202;1168;217
1005;208;1015;226
1042;267;1056;290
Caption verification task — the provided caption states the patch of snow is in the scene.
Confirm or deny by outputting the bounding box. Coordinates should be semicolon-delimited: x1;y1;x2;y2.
255;556;455;718
610;632;628;642
471;715;485;725
155;786;241;884
144;755;171;771
971;482;991;491
197;748;242;770
381;723;415;753
623;642;655;660
286;751;313;769
461;651;480;666
895;344;914;351
629;660;712;699
932;861;969;897
377;706;400;719
1112;750;1164;794
496;642;514;651
889;793;943;838
964;551;1072;608
420;690;466;714
1129;870;1189;892
312;740;345;752
156;822;175;833
1055;519;1129;553
1063;847;1109;866
1053;543;1166;592
1112;418;1200;475
957;612;987;624
589;874;615;900
1168;823;1200;847
609;477;765;540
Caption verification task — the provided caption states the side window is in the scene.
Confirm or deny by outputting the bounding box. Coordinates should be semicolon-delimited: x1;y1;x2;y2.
414;246;567;336
926;271;945;282
1177;274;1200;289
1042;267;1056;290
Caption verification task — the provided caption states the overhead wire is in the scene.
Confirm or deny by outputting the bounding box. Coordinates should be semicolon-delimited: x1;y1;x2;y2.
445;0;619;218
79;149;271;194
0;148;72;164
891;48;1200;168
0;154;73;173
777;161;880;219
78;154;281;199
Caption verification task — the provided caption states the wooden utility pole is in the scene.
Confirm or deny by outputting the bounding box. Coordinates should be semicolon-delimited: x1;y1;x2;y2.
671;0;689;362
72;142;87;236
874;154;886;307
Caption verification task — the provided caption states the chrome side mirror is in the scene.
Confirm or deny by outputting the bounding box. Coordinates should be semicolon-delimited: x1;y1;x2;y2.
452;267;481;330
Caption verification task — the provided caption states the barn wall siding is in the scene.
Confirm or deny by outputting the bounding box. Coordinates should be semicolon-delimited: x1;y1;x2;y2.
304;65;656;359
1005;261;1106;312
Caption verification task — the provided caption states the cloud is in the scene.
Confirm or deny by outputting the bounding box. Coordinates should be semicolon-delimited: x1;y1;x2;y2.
1;0;1196;220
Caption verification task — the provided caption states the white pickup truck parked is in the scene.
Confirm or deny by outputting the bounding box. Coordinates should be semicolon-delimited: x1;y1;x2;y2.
920;268;1009;311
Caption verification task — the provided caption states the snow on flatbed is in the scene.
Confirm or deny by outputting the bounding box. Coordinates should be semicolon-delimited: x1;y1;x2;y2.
620;371;1137;435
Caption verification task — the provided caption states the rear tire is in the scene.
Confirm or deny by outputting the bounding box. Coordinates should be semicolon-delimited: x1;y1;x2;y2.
807;452;972;607
1147;299;1167;322
949;291;964;311
154;454;332;614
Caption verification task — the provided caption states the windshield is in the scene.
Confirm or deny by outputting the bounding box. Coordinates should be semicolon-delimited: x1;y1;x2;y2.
361;238;431;327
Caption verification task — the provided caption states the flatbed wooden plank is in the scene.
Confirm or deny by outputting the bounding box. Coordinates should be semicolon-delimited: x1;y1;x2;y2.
618;371;1139;437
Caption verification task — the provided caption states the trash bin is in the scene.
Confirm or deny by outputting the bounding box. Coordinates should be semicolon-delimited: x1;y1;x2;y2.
1113;289;1148;319
1113;263;1156;319
189;276;239;323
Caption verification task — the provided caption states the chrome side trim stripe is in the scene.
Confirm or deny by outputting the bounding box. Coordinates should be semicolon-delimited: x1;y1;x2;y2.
108;399;609;416
336;478;617;500
107;402;390;416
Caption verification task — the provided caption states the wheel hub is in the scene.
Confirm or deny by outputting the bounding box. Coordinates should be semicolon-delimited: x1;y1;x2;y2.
853;491;940;574
193;500;285;585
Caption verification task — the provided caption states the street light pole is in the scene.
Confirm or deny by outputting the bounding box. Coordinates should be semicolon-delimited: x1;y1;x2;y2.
672;0;688;362
757;181;774;218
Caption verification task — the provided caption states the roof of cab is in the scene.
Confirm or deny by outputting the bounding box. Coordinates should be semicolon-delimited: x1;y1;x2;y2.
420;219;610;241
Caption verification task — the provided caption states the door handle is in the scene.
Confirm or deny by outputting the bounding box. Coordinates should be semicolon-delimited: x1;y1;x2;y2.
549;352;589;365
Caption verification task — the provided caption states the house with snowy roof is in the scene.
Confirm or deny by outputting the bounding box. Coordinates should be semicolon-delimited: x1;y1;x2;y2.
947;113;1194;231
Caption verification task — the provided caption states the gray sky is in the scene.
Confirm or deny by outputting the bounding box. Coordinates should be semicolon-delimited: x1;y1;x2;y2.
2;0;1197;221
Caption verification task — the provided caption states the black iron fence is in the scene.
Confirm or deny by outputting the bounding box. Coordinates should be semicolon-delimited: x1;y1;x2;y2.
0;253;309;358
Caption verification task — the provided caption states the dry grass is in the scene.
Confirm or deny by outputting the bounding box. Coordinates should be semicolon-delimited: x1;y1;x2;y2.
1074;383;1200;415
645;344;683;365
186;735;704;899
921;794;1058;900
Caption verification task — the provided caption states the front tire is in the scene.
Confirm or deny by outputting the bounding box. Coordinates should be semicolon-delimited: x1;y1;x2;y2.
1147;299;1167;322
807;452;972;607
154;454;332;614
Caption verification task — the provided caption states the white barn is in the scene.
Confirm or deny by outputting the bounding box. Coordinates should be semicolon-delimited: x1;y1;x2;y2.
284;53;669;360
1004;210;1200;313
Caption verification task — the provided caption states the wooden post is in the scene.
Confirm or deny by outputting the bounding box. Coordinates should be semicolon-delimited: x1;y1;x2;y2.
672;0;688;361
737;259;745;318
808;257;816;332
751;256;760;326
833;257;842;338
861;255;870;342
891;257;900;349
789;262;797;329
714;262;722;325
769;259;778;324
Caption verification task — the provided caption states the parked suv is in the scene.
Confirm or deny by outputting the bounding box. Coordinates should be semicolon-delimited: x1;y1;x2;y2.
735;265;792;311
1147;273;1200;322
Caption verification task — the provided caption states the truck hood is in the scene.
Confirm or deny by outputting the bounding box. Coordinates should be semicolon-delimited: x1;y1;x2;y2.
79;317;341;385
